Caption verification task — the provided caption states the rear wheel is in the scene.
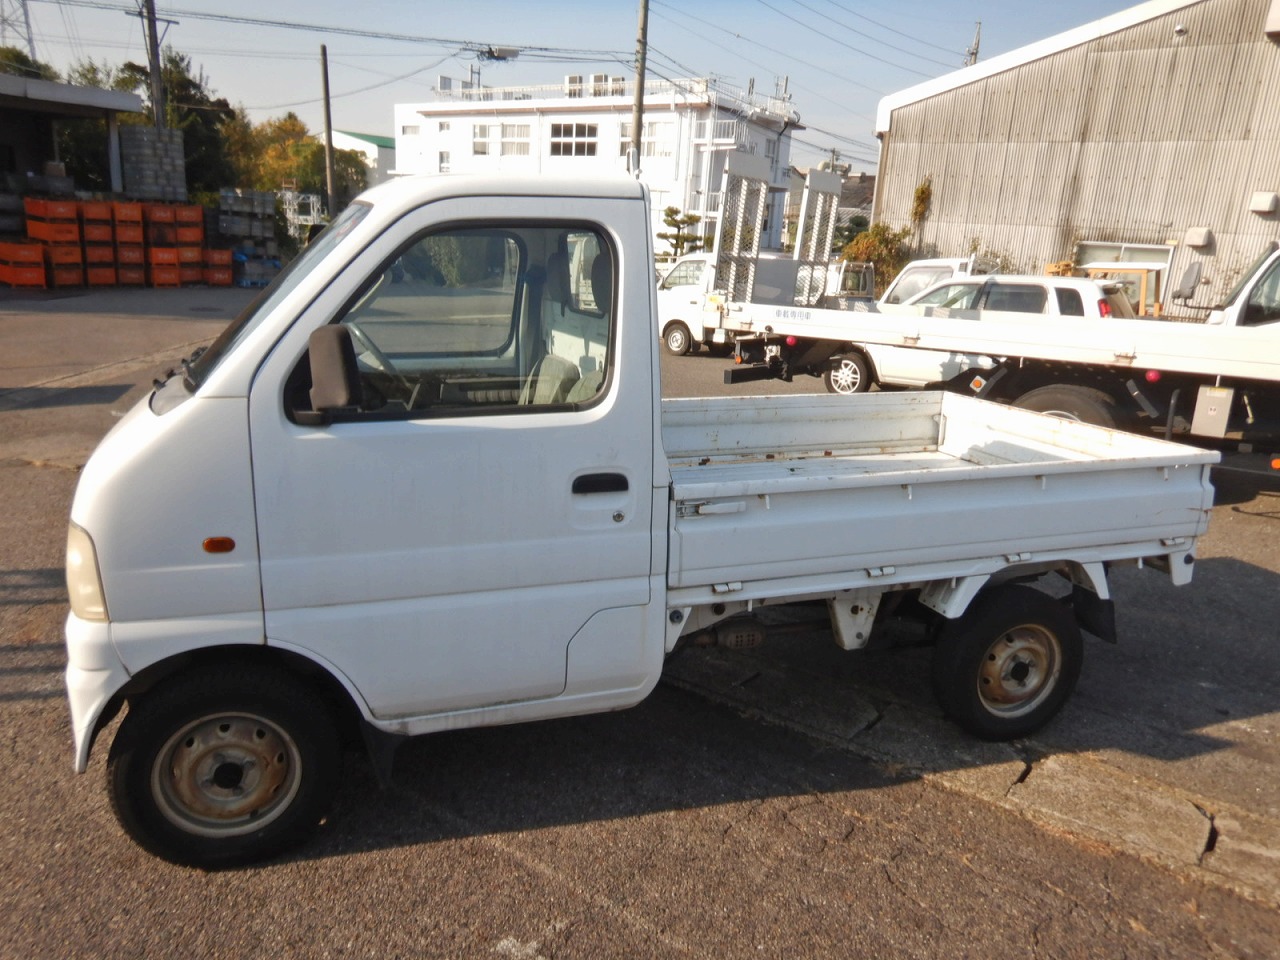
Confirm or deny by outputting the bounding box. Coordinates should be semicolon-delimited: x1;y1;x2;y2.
107;664;342;868
823;352;872;395
931;585;1082;740
1014;384;1127;430
663;321;696;356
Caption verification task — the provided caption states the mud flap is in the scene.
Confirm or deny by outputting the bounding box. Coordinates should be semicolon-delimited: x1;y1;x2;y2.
1071;584;1117;643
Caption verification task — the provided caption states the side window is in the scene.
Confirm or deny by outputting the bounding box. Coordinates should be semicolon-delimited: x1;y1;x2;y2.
295;223;613;421
1242;260;1280;326
661;260;704;290
914;282;979;309
985;283;1047;313
1055;288;1084;316
888;267;948;304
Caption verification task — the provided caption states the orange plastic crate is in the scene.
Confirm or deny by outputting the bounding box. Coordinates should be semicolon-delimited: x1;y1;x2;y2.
148;265;181;287
86;266;117;285
204;248;233;266
176;225;204;244
80;201;112;221
0;263;46;287
84;244;115;264
177;246;203;264
146;247;179;266
115;245;144;265
179;265;204;285
146;224;176;246
116;223;144;244
112;201;143;223
27;219;80;243
24;197;78;219
83;222;113;243
117;266;146;285
174;205;203;223
49;265;84;287
144;204;176;223
0;241;43;264
43;244;83;265
203;266;233;286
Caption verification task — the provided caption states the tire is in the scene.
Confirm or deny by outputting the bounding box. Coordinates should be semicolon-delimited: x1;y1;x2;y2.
930;585;1083;741
1014;384;1126;430
663;322;696;356
823;352;872;395
107;664;342;868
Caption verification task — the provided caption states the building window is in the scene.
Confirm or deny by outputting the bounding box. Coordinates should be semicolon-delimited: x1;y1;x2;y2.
501;124;530;156
473;124;495;156
619;121;672;158
439;121;450;132
550;123;597;157
401;124;420;136
438;151;450;173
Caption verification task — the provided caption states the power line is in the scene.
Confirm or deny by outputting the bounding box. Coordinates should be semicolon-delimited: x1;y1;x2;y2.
752;0;931;77
817;0;963;57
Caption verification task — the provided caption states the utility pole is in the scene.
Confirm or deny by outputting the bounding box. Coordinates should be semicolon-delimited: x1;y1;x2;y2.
964;21;982;67
143;0;165;127
628;0;649;176
321;44;337;218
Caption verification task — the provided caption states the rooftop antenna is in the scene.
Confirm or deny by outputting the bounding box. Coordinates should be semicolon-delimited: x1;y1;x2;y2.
964;21;982;66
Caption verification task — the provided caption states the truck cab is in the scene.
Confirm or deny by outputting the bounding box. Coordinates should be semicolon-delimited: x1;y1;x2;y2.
1209;242;1280;327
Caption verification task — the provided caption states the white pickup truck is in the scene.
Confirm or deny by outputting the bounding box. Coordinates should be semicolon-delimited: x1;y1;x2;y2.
65;174;1218;867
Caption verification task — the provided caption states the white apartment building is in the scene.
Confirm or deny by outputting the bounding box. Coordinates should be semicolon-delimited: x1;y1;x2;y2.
392;75;801;250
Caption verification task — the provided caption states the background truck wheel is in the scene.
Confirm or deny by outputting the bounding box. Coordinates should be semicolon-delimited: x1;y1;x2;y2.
930;584;1083;740
1013;384;1126;430
107;664;342;868
663;321;696;356
823;352;872;395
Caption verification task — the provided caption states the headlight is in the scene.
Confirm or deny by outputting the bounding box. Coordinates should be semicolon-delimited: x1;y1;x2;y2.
66;523;108;621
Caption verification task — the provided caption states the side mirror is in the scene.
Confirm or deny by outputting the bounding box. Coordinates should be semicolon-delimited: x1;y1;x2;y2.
297;325;360;425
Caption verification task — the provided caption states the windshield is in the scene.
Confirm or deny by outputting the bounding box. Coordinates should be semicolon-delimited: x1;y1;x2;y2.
1221;242;1279;308
183;201;372;389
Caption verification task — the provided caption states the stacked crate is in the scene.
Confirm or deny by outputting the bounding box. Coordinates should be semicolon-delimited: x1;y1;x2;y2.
25;198;83;288
204;247;233;286
175;205;205;285
144;203;180;287
113;202;145;285
0;241;45;288
80;201;116;286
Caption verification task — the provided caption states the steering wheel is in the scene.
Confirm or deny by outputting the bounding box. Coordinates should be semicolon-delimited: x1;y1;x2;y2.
345;320;413;399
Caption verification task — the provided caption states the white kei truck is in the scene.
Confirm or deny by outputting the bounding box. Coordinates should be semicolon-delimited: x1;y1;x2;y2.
65;174;1218;868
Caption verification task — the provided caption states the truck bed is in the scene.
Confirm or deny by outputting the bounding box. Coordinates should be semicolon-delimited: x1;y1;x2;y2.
663;392;1218;600
728;299;1280;384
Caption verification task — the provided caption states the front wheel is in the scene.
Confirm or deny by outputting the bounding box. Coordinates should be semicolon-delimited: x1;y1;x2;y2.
663;321;696;356
930;585;1083;740
107;664;342;868
823;352;872;395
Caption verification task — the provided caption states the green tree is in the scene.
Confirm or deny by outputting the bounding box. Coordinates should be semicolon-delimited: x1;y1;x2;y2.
832;214;869;254
0;46;59;80
842;222;913;298
56;59;133;191
117;49;237;192
656;206;702;258
249;113;365;200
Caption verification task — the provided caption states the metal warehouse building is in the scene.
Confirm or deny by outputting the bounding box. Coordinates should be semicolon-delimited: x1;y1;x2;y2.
873;0;1280;315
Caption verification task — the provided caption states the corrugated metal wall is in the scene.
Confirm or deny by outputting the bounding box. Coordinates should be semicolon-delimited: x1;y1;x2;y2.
876;0;1280;311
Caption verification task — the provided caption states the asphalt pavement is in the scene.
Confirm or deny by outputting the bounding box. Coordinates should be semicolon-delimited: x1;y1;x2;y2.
1;284;1278;958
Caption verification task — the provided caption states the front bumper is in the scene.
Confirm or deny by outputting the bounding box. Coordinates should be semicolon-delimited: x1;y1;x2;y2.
64;613;130;773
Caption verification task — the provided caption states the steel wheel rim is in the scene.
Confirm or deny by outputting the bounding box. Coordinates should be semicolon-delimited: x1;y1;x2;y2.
976;624;1062;718
667;327;687;352
151;712;303;838
830;359;862;393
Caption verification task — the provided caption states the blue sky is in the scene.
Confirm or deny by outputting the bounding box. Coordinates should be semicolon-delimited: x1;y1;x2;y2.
20;0;1150;170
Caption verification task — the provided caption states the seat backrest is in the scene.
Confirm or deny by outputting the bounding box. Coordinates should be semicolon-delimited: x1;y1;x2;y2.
519;353;580;405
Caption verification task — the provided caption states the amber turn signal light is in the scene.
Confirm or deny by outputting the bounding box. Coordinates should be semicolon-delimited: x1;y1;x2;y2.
203;537;236;553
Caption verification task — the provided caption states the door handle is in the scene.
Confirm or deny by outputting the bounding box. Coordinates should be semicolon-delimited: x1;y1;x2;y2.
572;473;629;494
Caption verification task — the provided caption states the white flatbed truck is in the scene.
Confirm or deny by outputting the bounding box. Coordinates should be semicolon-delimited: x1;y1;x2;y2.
65;174;1218;867
725;243;1280;443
